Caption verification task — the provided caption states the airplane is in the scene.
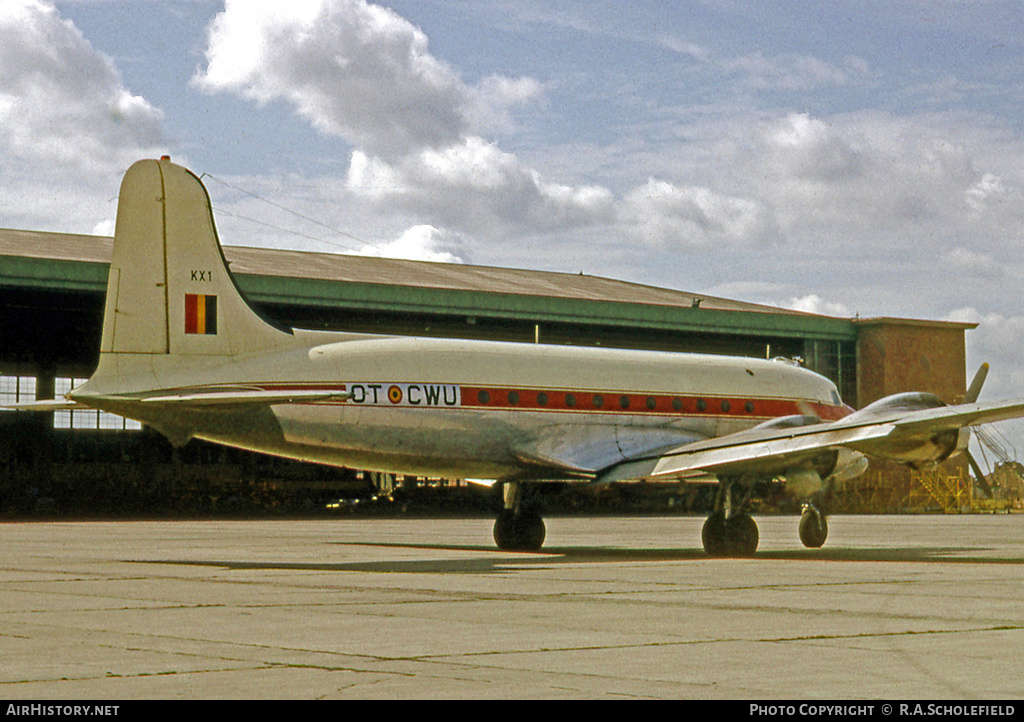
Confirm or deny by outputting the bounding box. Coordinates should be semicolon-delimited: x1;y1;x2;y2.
8;157;1024;556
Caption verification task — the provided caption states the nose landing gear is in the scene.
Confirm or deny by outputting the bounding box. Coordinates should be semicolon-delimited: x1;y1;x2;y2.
798;503;829;548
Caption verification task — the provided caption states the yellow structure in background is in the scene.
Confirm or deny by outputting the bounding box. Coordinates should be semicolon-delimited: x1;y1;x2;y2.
904;467;976;513
833;463;1024;513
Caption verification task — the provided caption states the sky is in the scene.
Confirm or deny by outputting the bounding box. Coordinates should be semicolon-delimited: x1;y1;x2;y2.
1;0;1023;465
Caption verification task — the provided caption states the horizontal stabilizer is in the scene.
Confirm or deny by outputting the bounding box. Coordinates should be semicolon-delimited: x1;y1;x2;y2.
2;399;82;411
139;388;352;407
69;387;351;409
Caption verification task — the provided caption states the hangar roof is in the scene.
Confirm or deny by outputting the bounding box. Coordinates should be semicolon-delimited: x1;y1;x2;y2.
1;227;856;340
1;226;772;309
0;227;960;343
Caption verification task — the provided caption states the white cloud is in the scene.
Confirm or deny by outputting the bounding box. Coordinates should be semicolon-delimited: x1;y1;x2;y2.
758;113;865;183
0;0;167;172
655;34;709;62
941;247;1002;277
464;75;545;134
784;294;853;318
195;0;619;241
722;111;1024;264
620;179;764;248
345;150;405;199
726;52;860;91
91;218;115;237
418;138;529;191
346;136;616;236
944;307;1024;467
195;0;540;160
965;172;1007;213
946;308;1024;376
355;224;468;264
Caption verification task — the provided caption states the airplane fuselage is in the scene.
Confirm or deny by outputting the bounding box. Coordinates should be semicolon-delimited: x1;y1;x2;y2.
86;333;851;481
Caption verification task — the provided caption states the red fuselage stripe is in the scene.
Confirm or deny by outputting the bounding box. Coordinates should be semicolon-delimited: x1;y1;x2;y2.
149;382;852;420
459;386;850;420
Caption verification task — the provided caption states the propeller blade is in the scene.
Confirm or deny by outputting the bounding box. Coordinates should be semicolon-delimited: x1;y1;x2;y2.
966;449;994;499
964;363;989;404
796;400;821;420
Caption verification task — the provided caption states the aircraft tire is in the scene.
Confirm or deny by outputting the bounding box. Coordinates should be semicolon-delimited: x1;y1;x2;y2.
701;512;728;557
493;509;546;551
798;509;828;548
726;513;759;557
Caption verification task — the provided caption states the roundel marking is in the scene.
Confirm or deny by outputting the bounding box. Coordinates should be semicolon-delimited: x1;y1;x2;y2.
388;385;404;404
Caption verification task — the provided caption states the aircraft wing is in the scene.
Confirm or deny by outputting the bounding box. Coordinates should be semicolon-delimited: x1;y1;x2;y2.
595;397;1024;484
879;398;1024;434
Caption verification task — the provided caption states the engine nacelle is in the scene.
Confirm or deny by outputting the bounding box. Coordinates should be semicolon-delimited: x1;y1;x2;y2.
783;447;869;498
841;391;946;421
831;448;870;482
841;391;971;468
900;427;971;469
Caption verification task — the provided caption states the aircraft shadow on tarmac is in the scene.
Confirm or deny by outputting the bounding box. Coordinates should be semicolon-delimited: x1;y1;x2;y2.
140;542;1024;575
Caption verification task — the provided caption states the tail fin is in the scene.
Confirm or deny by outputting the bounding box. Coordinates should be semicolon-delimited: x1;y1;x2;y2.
100;157;291;360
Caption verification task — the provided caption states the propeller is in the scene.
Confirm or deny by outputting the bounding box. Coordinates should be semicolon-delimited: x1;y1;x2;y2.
963;362;989;404
966;449;994;499
962;363;994;498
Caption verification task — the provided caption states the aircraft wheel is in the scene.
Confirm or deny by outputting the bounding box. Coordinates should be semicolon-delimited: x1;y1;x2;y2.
493;509;546;551
701;512;728;557
726;514;759;557
799;508;828;548
702;512;758;557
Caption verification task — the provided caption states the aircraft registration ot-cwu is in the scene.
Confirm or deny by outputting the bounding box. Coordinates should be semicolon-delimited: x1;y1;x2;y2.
10;157;1024;556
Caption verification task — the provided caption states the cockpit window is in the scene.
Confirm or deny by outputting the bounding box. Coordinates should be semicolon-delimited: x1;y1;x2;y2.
830;389;842;405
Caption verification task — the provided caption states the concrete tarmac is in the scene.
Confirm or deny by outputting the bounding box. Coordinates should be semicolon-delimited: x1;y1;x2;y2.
1;514;1022;700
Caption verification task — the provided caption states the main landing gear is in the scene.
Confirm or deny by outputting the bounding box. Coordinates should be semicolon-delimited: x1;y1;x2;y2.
493;481;546;551
701;480;759;557
701;510;759;557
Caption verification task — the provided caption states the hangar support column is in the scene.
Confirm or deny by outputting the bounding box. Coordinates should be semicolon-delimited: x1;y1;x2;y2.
854;317;976;408
843;317;978;511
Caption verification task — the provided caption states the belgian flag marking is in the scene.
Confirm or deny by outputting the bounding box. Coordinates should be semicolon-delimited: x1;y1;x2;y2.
185;294;218;335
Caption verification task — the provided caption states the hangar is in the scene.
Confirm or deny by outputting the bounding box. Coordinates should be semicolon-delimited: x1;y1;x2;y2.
0;226;981;515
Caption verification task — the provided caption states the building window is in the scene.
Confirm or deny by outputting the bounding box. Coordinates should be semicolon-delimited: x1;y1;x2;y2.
53;377;142;431
0;374;37;407
803;340;857;406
